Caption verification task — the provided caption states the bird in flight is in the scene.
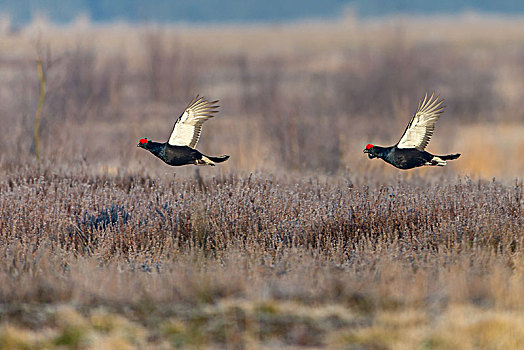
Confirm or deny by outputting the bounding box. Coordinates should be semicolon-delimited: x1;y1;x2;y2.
138;95;229;166
363;93;460;170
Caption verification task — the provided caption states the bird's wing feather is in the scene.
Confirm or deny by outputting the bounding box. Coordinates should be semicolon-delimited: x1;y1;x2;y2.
396;93;444;150
168;95;219;148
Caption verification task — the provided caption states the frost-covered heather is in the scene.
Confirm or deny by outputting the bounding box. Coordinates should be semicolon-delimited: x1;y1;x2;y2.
0;166;523;347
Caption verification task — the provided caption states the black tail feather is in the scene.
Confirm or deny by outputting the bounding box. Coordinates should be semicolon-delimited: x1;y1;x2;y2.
439;153;461;160
207;155;230;163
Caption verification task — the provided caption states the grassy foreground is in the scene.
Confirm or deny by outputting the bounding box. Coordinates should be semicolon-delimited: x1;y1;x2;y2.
0;166;523;349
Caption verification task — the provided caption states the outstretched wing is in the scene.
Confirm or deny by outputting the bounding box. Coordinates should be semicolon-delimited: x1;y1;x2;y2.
167;95;219;148
396;93;444;150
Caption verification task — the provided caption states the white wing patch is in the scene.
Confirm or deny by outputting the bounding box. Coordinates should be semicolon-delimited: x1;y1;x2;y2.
397;93;444;150
168;95;219;148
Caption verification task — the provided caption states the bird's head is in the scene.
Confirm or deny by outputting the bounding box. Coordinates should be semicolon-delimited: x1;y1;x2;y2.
363;144;377;159
137;138;149;149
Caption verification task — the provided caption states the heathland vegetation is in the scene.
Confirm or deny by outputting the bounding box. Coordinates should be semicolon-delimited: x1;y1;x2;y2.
0;14;523;348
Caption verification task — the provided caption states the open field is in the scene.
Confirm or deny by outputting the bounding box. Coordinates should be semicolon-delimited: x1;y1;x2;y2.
1;168;523;348
1;14;524;178
0;14;523;349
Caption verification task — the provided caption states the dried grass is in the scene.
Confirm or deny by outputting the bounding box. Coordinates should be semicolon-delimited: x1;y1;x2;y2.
0;15;523;348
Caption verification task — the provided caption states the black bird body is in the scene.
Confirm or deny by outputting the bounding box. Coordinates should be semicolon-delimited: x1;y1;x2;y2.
137;95;229;167
364;93;460;170
138;141;228;166
366;145;460;170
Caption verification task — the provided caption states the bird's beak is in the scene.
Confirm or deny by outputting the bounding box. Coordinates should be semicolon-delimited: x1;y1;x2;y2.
363;148;375;159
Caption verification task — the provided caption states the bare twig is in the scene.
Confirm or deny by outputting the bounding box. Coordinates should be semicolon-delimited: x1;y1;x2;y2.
34;56;46;161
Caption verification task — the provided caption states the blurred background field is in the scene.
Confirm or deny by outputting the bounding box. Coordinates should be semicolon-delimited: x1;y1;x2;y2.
0;3;524;349
1;13;524;178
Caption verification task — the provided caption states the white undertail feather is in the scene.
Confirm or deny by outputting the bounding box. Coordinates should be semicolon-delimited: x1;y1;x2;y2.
197;155;216;166
428;156;447;166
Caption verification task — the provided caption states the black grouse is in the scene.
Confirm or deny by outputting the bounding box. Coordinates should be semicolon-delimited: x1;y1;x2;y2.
364;93;460;170
138;95;229;166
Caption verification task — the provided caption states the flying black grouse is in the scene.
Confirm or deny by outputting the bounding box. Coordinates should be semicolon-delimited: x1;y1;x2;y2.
138;95;229;166
364;93;460;170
